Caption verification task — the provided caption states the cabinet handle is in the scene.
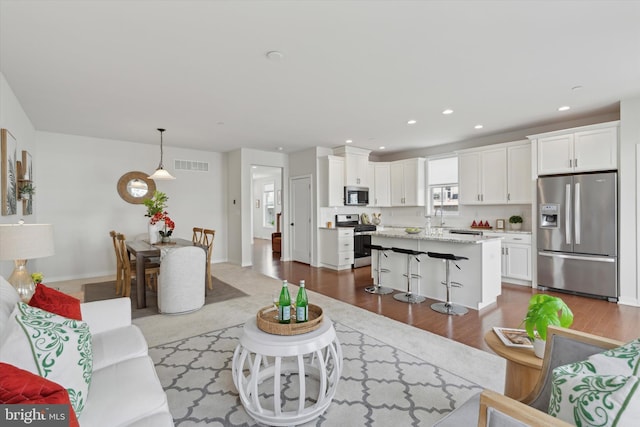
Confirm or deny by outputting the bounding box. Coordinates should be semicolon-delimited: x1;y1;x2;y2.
569;159;572;168
574;158;578;168
507;193;511;201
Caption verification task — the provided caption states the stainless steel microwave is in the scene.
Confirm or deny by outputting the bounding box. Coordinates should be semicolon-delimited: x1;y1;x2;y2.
344;186;369;206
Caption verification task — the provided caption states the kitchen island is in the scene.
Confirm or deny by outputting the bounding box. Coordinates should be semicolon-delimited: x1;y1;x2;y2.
370;228;502;310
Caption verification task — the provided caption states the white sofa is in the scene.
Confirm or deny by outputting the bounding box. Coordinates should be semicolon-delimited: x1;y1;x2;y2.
0;277;173;426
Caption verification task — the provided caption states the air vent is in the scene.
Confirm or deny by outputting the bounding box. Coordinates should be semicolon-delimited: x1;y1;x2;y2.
174;159;209;172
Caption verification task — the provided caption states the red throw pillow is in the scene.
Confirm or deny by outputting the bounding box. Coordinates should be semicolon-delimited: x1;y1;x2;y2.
0;362;79;427
28;283;82;320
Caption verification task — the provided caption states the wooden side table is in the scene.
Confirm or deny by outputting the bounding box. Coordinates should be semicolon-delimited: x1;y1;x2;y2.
484;330;543;401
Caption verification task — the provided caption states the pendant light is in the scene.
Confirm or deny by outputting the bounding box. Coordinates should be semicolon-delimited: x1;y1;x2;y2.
148;128;176;180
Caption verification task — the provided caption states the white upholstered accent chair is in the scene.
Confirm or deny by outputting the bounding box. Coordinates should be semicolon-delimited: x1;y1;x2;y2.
157;246;206;314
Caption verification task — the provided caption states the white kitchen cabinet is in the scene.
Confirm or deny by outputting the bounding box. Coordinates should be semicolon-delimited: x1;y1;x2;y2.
533;121;618;175
507;143;532;204
487;232;532;283
369;162;391;207
318;228;354;270
390;158;425;206
458;148;507;204
319;155;344;207
334;146;371;187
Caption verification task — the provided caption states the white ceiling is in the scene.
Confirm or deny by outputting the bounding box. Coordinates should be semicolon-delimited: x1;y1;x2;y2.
1;1;639;155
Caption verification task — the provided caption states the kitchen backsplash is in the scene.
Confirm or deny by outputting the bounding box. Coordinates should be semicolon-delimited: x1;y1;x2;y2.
320;204;533;231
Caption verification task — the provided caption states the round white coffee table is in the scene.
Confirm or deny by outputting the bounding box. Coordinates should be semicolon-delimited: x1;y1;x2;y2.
231;316;342;426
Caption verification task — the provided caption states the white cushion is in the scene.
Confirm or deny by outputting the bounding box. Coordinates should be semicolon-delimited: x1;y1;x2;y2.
92;325;148;371
79;356;169;427
0;275;20;330
550;338;640;426
0;302;93;416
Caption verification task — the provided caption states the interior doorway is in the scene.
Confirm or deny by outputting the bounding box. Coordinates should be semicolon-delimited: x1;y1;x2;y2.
250;165;283;263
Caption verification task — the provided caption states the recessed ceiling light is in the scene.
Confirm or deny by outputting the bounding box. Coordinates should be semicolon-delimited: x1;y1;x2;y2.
252;166;257;169
345;139;353;144
442;109;454;115
277;147;283;151
407;119;417;125
379;146;386;150
265;50;284;61
474;124;484;129
558;106;571;111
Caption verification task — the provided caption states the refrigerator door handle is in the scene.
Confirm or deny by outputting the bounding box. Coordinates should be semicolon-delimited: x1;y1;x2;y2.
565;183;572;245
538;252;615;263
575;182;581;245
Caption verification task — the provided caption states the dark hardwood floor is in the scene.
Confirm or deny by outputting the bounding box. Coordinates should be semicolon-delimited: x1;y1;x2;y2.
251;239;640;354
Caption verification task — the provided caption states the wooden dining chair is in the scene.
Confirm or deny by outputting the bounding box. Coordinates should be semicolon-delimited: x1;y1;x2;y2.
192;227;204;244
115;233;160;296
110;230;124;295
202;229;216;290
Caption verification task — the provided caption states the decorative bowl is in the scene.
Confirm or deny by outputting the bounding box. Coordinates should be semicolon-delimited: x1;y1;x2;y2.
405;227;421;234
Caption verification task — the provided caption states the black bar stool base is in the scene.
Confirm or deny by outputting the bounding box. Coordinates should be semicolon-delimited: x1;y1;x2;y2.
394;292;426;304
364;285;394;295
431;302;468;316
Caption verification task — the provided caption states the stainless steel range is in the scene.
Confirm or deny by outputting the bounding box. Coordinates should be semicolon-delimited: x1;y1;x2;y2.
335;214;377;268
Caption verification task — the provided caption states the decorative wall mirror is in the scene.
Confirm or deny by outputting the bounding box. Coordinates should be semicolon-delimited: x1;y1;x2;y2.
117;171;156;204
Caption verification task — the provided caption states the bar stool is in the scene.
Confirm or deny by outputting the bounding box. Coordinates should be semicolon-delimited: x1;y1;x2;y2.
427;251;469;316
364;244;394;295
391;247;427;304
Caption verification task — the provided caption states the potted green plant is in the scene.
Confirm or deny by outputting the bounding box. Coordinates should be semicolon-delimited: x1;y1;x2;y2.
522;294;574;358
143;190;168;218
509;215;523;231
20;182;36;200
143;191;169;243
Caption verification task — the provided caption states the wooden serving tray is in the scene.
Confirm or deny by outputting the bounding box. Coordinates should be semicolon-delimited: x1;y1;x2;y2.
256;304;323;335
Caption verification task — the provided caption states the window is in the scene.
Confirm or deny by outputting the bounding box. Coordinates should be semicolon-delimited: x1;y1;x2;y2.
263;183;275;228
427;156;459;216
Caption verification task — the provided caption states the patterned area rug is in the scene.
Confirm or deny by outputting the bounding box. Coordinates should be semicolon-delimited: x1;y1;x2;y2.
83;277;247;319
150;322;482;426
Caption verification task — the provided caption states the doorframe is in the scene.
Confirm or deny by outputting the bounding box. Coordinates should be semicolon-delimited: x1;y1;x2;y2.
289;174;313;265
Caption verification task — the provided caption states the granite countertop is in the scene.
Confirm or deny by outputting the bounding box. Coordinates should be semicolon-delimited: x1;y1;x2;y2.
369;228;503;244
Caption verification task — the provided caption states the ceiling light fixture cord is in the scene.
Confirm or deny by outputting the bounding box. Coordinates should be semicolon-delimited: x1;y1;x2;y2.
157;128;165;168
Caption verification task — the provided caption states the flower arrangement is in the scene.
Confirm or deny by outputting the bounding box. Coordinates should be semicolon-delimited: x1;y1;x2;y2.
151;212;175;238
31;272;44;285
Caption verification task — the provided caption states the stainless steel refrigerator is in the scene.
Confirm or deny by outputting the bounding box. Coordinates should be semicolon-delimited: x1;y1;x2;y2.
537;172;618;301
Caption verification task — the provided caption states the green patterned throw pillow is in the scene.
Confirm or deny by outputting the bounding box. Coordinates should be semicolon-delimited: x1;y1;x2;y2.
0;302;93;416
549;339;640;426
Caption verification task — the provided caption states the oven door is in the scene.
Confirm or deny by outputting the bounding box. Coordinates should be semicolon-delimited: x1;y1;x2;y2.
353;233;371;268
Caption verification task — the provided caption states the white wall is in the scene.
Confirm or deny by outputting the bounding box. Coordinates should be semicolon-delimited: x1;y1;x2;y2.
32;131;228;282
0;72;37;278
619;97;640;306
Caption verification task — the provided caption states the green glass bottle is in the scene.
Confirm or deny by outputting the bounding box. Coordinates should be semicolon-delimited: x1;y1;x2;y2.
278;280;291;324
296;280;308;323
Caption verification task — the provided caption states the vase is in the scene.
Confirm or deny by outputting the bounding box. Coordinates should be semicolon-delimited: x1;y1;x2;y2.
161;236;171;243
533;338;545;358
148;222;161;244
511;222;522;231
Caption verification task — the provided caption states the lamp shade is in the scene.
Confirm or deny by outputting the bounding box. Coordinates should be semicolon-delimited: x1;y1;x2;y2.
148;167;176;180
0;224;55;260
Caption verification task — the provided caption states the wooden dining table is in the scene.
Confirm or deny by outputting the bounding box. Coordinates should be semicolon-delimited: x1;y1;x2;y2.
125;238;204;309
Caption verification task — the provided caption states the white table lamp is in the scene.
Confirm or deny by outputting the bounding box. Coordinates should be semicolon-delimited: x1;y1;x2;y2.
0;223;55;301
